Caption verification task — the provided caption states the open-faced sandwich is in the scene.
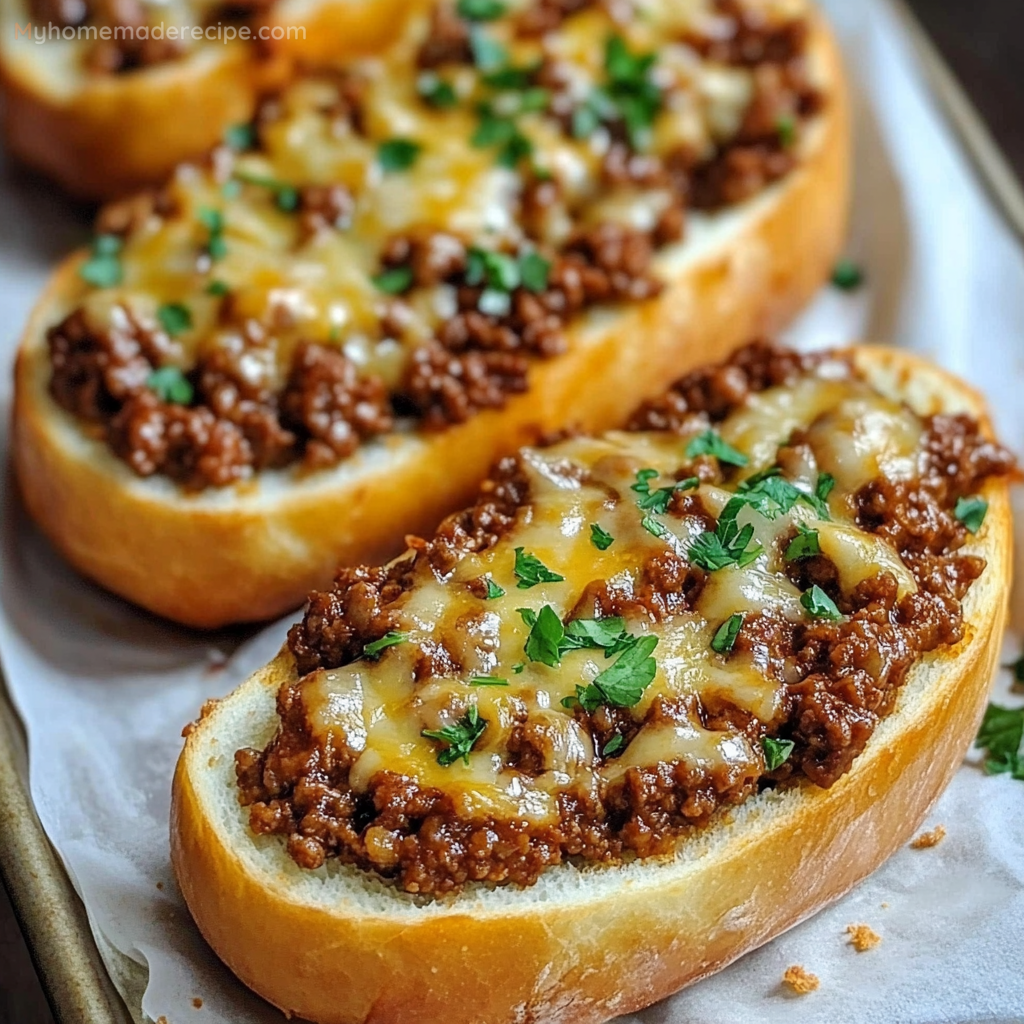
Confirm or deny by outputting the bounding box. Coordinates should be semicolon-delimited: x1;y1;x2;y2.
172;341;1016;1024
0;0;409;198
13;0;849;628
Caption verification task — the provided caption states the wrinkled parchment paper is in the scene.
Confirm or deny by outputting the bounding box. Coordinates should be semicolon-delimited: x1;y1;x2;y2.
1;0;1023;1019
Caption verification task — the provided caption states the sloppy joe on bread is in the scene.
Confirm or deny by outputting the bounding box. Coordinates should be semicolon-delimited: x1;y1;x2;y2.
13;0;850;627
172;342;1015;1024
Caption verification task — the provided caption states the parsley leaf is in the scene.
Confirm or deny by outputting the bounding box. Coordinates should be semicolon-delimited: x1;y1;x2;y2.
519;251;551;292
514;548;564;589
689;502;763;572
233;170;299;212
363;631;408;659
422;705;487;766
157;302;192;338
600;35;662;150
79;234;123;288
582;634;659;709
469;676;508;686
954;496;988;534
711;614;743;655
632;469;699;514
785;523;821;561
147;367;193;405
372;266;414;295
816;472;836;502
206;280;230;297
975;703;1024;778
469;26;507;71
483;577;505;599
198;207;227;261
522;603;564;667
602;734;626;757
467;247;520;290
641;515;667;538
763;736;795;771
800;585;842;621
776;114;797;148
458;0;505;21
562;616;627;652
590;524;614;551
832;260;865;291
378;138;421;172
686;430;749;467
417;72;459;109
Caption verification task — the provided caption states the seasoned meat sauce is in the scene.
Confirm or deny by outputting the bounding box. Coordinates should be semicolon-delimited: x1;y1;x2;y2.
235;343;1016;894
49;0;826;489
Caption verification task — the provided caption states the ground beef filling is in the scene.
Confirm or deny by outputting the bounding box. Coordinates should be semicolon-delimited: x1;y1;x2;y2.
236;360;1015;894
49;0;824;488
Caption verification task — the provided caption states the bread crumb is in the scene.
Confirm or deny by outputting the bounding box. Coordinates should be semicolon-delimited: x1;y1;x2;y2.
157;1018;169;1024
783;965;819;994
192;997;204;1009
846;924;882;952
881;902;889;909
156;881;164;891
910;824;946;849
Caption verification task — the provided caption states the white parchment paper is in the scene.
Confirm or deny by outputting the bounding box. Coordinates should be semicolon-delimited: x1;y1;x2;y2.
1;0;1023;1020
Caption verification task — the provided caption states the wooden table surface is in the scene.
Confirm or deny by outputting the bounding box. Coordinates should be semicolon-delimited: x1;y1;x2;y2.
3;3;1024;1022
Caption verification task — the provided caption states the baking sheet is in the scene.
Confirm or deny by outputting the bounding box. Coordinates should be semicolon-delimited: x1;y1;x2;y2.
2;0;1024;1020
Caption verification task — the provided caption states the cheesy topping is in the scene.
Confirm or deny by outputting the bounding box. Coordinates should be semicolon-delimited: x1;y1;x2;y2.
59;0;820;412
293;364;923;822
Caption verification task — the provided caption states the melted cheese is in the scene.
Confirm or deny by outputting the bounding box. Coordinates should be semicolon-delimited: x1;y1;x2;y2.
297;366;929;824
69;0;813;391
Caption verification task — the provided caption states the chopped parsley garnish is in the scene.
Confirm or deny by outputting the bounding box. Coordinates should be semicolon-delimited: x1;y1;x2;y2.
378;138;421;172
831;259;865;291
471;105;534;168
233;170;299;212
785;523;821;561
816;472;836;502
422;705;487;766
458;0;506;21
564;634;659;712
954;496;988;534
205;280;230;297
467;248;550;304
631;469;699;514
602;734;626;757
521;604;564;667
800;585;842;621
469;676;508;686
147;367;193;405
513;548;564;589
483;577;505;599
685;430;749;468
156;302;192;338
372;266;414;295
79;234;123;288
590;524;615;551
641;515;667;538
362;631;408;659
417;72;459;109
223;122;256;150
597;34;662;150
522;607;637;670
711;614;743;655
763;736;795;771
198;207;227;261
975;703;1024;779
777;114;797;148
689;506;762;572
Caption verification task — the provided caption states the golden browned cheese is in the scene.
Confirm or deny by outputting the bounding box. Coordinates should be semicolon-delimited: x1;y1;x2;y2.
69;0;818;392
297;361;926;823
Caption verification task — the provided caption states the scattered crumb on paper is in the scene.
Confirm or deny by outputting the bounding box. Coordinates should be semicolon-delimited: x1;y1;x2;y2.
846;924;882;952
783;965;819;994
910;824;946;849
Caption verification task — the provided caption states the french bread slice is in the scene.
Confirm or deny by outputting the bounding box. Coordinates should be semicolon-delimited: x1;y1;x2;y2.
0;0;412;198
171;346;1012;1024
12;6;849;629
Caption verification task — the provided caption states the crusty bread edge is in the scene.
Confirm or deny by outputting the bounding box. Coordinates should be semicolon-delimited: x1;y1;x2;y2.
11;13;849;627
168;345;1012;1024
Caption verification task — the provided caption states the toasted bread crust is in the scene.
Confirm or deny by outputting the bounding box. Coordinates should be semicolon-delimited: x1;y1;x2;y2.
11;14;849;627
169;347;1011;1024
